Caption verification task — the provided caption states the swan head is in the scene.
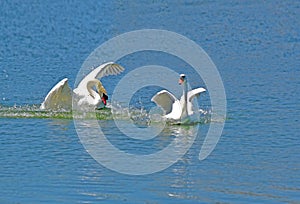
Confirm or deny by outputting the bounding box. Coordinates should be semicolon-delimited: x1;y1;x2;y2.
179;74;186;85
95;81;108;105
86;79;108;107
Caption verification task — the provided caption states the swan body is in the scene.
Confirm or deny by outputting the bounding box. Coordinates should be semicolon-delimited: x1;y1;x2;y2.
151;74;206;123
40;62;124;110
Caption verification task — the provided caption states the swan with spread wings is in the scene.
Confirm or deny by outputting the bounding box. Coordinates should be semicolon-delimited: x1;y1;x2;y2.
40;62;124;110
151;74;206;123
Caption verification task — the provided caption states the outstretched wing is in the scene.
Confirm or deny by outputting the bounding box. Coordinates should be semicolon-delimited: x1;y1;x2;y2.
94;62;125;79
40;78;72;110
187;88;206;102
151;90;182;119
187;87;206;115
74;62;124;96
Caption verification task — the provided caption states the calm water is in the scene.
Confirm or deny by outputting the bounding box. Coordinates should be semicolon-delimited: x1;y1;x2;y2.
1;1;299;203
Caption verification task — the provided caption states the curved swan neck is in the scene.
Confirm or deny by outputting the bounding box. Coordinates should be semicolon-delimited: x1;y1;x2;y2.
87;86;96;99
87;79;101;99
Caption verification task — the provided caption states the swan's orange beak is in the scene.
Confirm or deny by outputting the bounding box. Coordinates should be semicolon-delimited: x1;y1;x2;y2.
179;74;186;85
179;77;184;85
101;97;107;105
101;93;108;106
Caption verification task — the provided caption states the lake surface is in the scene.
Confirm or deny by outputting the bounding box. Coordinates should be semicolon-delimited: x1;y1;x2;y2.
1;1;299;203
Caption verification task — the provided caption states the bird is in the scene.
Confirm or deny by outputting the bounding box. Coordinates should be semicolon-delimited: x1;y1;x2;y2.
40;62;124;111
151;74;206;123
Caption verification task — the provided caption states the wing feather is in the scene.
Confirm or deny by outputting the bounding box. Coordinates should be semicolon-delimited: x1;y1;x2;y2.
187;87;206;102
187;87;206;115
95;62;125;78
151;90;179;115
40;78;72;110
74;62;124;96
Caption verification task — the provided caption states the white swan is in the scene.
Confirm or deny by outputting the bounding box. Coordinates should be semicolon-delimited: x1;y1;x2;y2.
151;74;206;123
40;62;124;110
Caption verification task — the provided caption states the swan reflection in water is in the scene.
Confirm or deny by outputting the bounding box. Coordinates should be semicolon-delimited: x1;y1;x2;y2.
74;115;200;175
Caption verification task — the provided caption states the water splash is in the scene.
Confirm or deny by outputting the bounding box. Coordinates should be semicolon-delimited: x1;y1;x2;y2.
0;103;213;125
111;101;213;126
0;104;73;119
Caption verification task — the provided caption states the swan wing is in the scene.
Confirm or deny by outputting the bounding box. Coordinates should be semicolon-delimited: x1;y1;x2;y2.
75;62;124;96
187;87;206;102
187;87;206;115
151;90;182;119
94;62;125;79
40;78;72;110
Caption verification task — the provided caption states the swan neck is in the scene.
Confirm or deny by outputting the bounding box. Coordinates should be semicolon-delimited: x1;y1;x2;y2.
87;86;96;98
87;80;100;98
182;82;188;99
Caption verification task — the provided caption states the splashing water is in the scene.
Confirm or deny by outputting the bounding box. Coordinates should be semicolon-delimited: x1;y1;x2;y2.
0;103;213;125
0;104;73;119
111;101;213;126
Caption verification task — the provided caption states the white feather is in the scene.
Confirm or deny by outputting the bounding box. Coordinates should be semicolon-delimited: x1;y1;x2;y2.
40;78;72;110
151;90;182;120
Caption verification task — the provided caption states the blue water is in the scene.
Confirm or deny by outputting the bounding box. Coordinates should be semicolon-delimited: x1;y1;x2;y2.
1;0;299;203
